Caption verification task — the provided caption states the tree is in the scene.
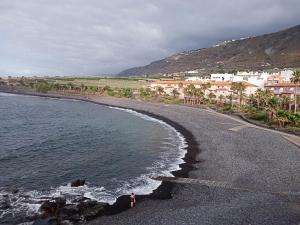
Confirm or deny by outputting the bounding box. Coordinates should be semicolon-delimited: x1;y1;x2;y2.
156;86;165;95
53;83;61;91
248;94;256;107
255;89;264;109
103;85;112;92
218;94;225;105
261;89;273;108
208;92;216;104
201;83;211;96
290;70;300;113
281;96;291;111
230;82;246;107
184;84;196;97
140;87;149;98
178;82;184;89
80;83;86;93
66;82;74;90
172;89;180;98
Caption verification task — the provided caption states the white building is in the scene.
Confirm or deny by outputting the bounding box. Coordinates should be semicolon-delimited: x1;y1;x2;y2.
185;76;210;81
210;73;234;82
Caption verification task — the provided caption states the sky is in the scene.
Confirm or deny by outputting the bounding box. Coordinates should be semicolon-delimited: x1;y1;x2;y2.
0;0;300;76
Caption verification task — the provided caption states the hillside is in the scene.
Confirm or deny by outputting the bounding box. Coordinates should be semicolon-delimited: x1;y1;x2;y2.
119;25;300;76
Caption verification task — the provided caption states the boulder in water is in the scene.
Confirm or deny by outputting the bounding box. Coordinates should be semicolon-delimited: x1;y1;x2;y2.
0;199;10;210
70;179;85;187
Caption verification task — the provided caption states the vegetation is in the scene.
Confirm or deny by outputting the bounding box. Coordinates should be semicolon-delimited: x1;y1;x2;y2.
2;71;300;131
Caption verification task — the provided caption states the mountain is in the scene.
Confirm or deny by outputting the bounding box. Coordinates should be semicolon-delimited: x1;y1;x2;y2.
119;25;300;76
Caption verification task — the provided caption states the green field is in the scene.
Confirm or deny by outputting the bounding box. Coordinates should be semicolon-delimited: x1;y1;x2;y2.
47;77;152;89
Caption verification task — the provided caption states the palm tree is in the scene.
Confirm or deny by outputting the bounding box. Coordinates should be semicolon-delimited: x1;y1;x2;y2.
184;84;196;97
208;92;216;104
261;89;273;108
157;86;165;95
281;96;291;111
248;94;256;107
230;82;246;107
290;70;300;113
172;89;180;98
266;96;279;122
194;89;204;100
80;83;86;94
66;82;74;90
255;89;264;109
201;83;211;96
218;94;225;105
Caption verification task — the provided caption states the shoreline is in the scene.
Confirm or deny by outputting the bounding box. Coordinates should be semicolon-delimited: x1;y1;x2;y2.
0;90;200;221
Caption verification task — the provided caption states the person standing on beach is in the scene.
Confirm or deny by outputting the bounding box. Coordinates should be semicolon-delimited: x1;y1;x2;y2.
130;193;136;208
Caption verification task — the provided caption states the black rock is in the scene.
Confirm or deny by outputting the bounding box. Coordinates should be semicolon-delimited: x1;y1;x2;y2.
60;220;74;225
60;205;79;217
78;201;108;220
70;179;85;187
0;199;10;210
54;197;66;208
33;217;57;225
40;200;58;216
12;188;19;194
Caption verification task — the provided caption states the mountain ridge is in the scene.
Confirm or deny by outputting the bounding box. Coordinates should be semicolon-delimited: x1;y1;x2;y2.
119;25;300;76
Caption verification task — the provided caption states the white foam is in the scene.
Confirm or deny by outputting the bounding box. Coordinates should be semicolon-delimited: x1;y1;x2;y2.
106;106;188;196
0;92;18;97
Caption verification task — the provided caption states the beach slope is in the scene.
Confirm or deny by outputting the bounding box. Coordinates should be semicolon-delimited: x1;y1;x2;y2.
88;96;300;225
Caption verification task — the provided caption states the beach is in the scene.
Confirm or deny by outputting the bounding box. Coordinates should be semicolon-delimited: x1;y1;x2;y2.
86;96;300;225
1;91;300;224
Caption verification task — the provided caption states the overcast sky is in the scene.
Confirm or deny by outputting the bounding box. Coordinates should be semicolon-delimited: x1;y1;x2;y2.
0;0;300;76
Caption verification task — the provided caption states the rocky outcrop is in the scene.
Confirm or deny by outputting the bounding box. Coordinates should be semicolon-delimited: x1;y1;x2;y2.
70;179;85;187
38;196;108;224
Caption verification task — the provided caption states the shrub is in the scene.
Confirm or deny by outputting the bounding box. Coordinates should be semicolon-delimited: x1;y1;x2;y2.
250;112;268;122
222;104;232;111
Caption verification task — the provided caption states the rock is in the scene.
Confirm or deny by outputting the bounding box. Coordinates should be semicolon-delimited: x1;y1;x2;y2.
40;201;57;216
60;220;74;225
12;188;19;194
78;201;108;219
60;205;79;217
0;199;11;210
33;217;57;225
70;179;85;187
54;197;66;208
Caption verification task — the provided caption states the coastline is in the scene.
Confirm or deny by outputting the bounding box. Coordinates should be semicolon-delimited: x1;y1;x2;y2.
2;89;300;225
0;90;200;221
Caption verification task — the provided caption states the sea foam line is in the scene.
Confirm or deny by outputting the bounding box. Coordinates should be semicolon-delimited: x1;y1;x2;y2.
0;102;188;220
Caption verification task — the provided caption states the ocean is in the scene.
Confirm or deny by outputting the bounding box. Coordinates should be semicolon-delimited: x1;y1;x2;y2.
0;93;186;224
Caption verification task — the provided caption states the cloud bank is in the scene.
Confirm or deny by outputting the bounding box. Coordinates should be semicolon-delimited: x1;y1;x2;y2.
0;0;300;75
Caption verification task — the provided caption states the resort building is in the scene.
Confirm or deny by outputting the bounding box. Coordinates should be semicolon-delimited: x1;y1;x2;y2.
265;83;300;99
150;80;258;99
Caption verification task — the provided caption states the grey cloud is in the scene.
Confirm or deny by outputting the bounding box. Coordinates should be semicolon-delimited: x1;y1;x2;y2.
0;0;300;75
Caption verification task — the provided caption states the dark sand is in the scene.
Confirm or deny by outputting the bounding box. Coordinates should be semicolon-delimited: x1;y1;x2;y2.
87;96;300;225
